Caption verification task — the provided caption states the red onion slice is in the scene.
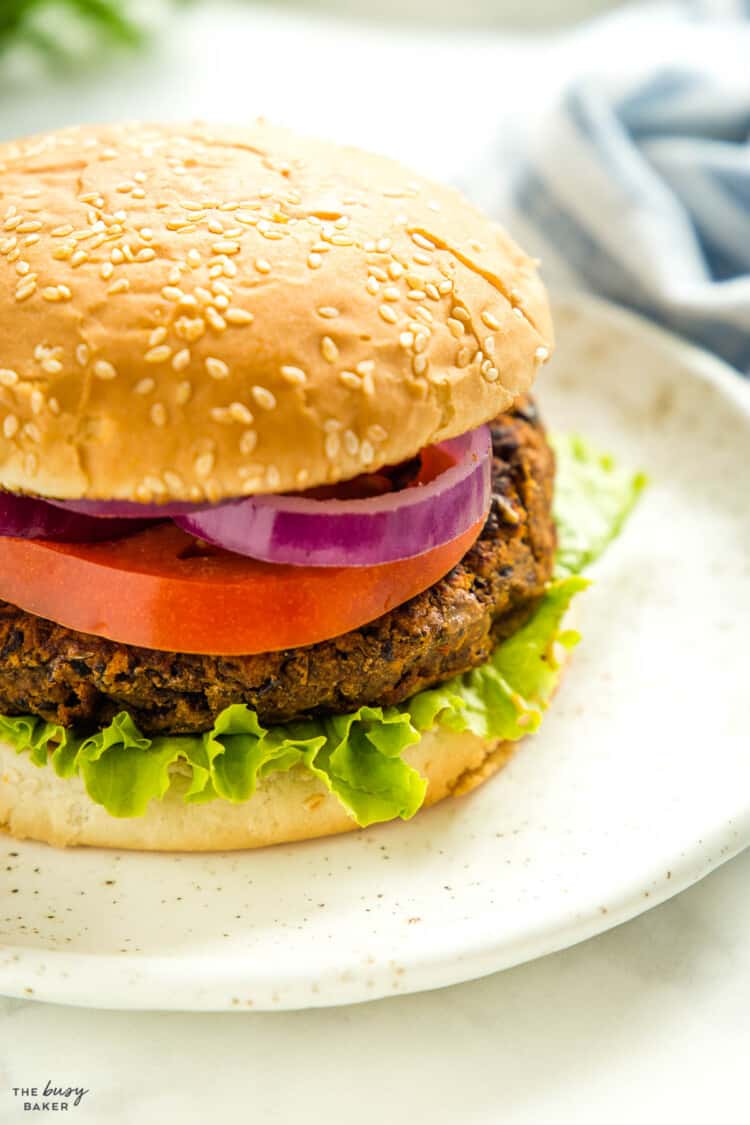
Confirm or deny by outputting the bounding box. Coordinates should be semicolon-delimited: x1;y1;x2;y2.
174;425;492;567
0;492;154;542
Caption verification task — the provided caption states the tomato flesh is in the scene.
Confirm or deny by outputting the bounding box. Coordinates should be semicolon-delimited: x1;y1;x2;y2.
0;520;483;655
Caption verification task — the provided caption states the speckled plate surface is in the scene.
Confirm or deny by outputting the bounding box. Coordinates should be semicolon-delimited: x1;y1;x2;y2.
1;293;748;1012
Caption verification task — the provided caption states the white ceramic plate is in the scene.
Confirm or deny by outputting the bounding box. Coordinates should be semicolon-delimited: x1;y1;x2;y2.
1;294;748;1011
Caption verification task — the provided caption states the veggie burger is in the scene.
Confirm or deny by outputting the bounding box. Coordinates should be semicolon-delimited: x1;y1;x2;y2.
0;122;636;851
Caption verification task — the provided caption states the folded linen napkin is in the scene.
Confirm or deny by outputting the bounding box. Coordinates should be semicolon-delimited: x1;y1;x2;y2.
493;4;750;373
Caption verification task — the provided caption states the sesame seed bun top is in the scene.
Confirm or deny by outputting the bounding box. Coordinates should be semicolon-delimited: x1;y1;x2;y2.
0;121;553;503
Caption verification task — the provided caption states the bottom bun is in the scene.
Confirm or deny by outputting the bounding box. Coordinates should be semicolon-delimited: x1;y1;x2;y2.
0;728;518;852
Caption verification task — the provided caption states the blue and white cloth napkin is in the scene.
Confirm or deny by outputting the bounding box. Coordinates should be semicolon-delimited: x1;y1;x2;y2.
495;3;750;374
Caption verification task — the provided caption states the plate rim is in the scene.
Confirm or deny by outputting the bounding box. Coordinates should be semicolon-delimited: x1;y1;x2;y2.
2;291;749;1011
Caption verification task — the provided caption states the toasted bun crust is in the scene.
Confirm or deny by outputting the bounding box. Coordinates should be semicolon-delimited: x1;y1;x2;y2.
0;728;517;851
0;121;552;503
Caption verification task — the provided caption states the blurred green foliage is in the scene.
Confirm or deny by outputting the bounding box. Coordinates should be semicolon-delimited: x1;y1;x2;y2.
0;0;143;64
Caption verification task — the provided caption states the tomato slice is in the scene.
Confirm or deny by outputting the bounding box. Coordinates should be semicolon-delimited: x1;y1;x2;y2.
0;520;483;655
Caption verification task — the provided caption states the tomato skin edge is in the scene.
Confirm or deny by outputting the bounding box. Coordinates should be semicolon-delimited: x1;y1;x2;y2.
0;519;484;656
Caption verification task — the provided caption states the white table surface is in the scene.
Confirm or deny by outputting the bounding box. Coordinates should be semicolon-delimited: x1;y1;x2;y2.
0;4;747;1121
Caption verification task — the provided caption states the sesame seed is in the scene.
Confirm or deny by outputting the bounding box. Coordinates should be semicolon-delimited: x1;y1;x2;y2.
481;310;501;330
255;258;271;274
307;253;323;270
150;403;167;427
414;307;433;325
136;248;156;262
212;240;240;255
187;249;202;267
535;346;550;362
17;220;41;234
15;261;28;278
425;284;440;301
379;304;398;324
71;250;88;268
205;307;227;332
111;248;125;265
344;429;359;456
176;317;206;343
145;345;172;364
0;368;18;386
360;440;374;465
0;237;17;254
266;465;281;490
41;358;62;375
164;471;183;492
447;318;464;338
456;346;473;368
321;336;338;363
176;380;192;405
23;422;41;443
23;451;38;475
317;306;339;319
413;251;432;266
15;281;36;302
252;386;276;411
108;279;130;295
229;402;254;424
280;365;307;385
135;377;156;395
162;286;183;302
240;430;257;455
452;307;470;322
357;359;375;376
512;307;524;320
194;452;214;478
324;432;340;460
211;280;232;298
414;333;429;354
411;232;434;251
368;424;388;443
484;366;499;382
366;277;380;296
407;290;427;301
206;357;230;380
438;279;453;295
94;360;118;380
388;261;404;280
369;266;388;282
76;344;89;367
339;370;362;389
383;286;400;302
399;331;414;349
149;326;168;348
226;308;255;326
376;237;392;252
3;414;18;438
412;355;428;376
172;349;191;373
484;336;496;356
51;225;74;238
42;286;64;302
48;397;61;416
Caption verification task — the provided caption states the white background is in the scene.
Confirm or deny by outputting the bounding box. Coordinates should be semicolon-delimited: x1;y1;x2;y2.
0;4;748;1121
